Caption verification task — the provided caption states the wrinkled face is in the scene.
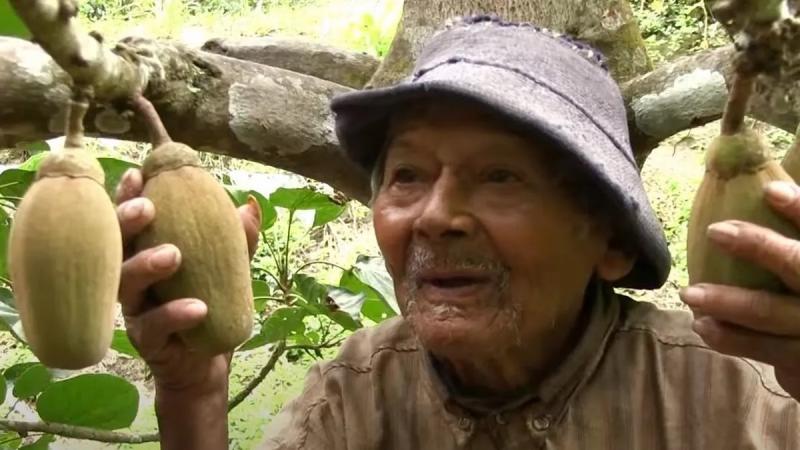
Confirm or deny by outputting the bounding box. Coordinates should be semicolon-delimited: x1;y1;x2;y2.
371;101;631;359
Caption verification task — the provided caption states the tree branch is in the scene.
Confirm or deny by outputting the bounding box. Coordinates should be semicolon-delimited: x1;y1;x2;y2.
622;44;799;165
228;340;287;412
202;37;380;88
0;36;371;203
8;0;146;100
0;419;159;444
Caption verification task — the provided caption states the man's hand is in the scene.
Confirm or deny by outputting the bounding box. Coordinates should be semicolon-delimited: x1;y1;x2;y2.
115;168;260;448
679;180;800;400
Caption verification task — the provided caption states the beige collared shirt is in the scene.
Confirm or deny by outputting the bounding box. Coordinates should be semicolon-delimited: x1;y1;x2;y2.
260;283;800;449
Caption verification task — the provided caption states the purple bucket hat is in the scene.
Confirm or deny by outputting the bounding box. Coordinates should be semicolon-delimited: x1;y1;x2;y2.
329;16;671;290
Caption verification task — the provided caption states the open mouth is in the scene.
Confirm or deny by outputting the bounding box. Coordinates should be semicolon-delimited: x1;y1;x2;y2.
416;271;493;301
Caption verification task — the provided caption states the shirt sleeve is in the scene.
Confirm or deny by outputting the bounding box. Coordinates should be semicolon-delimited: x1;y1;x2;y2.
258;363;347;450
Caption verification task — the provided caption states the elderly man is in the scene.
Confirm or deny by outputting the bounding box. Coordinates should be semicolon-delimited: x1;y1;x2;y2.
115;16;800;449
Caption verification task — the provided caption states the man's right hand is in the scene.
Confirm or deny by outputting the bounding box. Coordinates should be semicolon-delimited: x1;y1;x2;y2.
115;168;261;449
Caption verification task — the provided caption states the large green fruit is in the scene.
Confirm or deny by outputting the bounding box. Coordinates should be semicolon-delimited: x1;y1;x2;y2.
687;129;800;292
9;151;122;369
135;142;254;356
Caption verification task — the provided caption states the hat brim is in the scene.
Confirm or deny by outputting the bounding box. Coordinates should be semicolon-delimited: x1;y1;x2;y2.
331;61;671;290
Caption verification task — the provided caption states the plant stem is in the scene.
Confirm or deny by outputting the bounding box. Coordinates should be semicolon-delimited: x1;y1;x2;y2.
0;419;159;444
720;70;756;135
64;92;90;149
129;94;172;147
227;340;287;412
294;261;349;275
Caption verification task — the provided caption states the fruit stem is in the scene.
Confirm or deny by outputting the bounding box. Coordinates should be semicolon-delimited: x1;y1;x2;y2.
63;89;90;150
129;93;173;147
720;70;756;136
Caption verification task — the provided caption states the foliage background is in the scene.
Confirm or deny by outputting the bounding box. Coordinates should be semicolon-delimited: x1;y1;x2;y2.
0;0;796;448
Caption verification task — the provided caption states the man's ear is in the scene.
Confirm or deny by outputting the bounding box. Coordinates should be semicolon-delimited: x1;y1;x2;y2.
595;246;636;282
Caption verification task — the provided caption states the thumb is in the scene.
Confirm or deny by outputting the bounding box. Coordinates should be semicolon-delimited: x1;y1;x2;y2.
239;195;262;259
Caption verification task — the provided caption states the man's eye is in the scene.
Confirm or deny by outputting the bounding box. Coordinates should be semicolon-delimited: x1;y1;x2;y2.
485;169;521;183
391;167;419;184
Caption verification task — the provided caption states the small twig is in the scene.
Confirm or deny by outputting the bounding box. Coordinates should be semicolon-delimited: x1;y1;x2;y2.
128;94;172;147
228;340;287;412
0;419;159;444
64;95;89;149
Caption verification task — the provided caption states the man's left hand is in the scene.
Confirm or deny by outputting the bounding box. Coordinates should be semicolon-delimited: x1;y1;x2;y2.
679;180;800;400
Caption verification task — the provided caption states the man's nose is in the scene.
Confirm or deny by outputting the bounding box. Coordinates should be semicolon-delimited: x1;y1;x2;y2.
412;171;476;239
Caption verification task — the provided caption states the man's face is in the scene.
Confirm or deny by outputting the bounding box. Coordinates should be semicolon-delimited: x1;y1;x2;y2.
371;101;628;360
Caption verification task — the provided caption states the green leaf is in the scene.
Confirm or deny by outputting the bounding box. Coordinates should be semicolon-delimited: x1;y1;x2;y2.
251;191;277;231
0;431;21;449
111;330;140;358
269;188;345;227
340;268;397;323
36;374;139;430
0;289;24;343
252;279;271;313
225;186;250;206
19;434;54;450
327;286;366;318
12;364;51;399
0;220;9;279
0;372;6;405
353;256;400;314
0;169;35;203
17;141;49;154
292;274;327;304
17;153;48;172
4;363;37;382
299;302;361;331
98;157;139;197
239;307;307;351
0;1;30;39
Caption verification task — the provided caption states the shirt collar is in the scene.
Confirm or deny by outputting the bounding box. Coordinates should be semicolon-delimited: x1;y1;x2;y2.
419;277;621;419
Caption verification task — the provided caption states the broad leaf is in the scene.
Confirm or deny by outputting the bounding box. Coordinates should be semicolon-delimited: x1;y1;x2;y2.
251;191;277;231
299;302;361;331
36;374;139;430
0;431;21;449
12;364;51;399
225;186;250;206
0;169;35;203
353;256;400;315
4;363;37;382
0;289;24;343
0;1;30;39
0;373;5;405
111;330;140;358
340;269;397;323
269;188;345;227
252;279;271;313
17;152;48;171
98;157;139;197
239;307;307;351
292;274;327;304
0;220;9;279
327;286;366;318
19;434;54;450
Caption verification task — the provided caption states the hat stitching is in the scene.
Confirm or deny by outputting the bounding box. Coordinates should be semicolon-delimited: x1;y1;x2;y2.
411;57;638;168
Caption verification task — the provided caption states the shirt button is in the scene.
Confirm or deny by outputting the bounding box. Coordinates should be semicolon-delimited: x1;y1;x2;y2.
527;415;552;432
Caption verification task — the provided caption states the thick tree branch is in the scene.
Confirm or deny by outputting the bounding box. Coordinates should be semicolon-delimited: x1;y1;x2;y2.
202;37;380;88
0;37;371;203
0;419;159;444
622;44;799;165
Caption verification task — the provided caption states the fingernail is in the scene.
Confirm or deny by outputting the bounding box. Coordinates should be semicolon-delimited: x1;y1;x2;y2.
680;286;706;307
767;181;798;206
186;300;207;316
707;222;739;242
150;245;178;270
122;199;144;220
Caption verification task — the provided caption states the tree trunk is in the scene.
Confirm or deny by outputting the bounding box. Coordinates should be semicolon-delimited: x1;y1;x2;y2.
368;0;652;88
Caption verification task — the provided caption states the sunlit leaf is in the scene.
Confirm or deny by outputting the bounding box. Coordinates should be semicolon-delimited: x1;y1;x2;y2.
353;256;399;314
19;434;54;450
0;373;5;405
0;1;30;39
340;267;397;323
17;153;48;172
0;170;35;203
269;188;345;227
252;279;271;313
111;330;140;359
98;157;139;197
36;374;139;430
239;307;307;351
327;286;366;318
0;431;21;449
12;364;51;399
